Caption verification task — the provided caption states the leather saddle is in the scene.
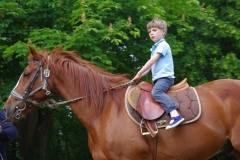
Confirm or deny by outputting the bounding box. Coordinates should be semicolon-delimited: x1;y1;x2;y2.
128;78;189;120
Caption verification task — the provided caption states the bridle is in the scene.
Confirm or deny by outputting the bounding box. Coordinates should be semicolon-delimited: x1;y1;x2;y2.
9;55;135;120
10;56;51;120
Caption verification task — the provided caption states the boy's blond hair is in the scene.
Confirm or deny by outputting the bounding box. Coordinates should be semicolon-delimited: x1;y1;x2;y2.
147;18;168;35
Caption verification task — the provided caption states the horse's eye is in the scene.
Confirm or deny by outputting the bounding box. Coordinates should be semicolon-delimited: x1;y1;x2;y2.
23;72;31;78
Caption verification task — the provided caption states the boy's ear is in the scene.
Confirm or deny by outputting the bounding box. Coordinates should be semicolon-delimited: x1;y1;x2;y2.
162;29;166;35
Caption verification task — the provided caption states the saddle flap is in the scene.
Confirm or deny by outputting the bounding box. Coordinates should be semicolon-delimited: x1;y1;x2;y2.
137;90;164;120
128;83;164;120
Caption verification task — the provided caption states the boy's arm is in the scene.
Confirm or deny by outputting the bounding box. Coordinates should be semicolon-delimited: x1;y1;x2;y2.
132;53;161;82
141;68;151;76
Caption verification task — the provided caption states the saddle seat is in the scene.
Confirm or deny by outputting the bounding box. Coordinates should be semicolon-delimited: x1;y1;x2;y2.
128;78;189;120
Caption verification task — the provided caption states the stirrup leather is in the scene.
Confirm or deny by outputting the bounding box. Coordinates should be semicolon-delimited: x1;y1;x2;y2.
140;119;158;136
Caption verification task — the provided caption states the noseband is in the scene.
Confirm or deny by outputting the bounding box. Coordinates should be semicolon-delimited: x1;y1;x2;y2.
10;56;51;119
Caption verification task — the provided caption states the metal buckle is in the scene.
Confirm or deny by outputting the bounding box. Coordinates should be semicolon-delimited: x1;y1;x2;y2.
44;69;50;77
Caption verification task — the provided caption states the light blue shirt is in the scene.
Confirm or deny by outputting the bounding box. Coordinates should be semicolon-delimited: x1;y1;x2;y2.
150;39;175;81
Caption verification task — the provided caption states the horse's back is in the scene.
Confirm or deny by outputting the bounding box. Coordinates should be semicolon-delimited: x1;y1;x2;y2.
196;78;240;89
195;79;240;103
195;78;240;116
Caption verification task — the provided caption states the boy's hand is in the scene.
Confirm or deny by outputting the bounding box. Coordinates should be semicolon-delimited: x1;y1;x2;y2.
132;74;141;83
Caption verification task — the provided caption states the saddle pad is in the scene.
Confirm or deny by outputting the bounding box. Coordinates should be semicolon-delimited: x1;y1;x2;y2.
125;85;202;128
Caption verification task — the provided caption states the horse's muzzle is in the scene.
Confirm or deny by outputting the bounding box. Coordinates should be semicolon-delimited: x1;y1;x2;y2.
3;104;15;120
3;101;26;121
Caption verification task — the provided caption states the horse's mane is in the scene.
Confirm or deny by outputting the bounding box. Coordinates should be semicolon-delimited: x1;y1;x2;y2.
28;47;130;115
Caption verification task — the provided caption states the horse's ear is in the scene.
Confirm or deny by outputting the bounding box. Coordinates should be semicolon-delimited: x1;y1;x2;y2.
28;45;38;56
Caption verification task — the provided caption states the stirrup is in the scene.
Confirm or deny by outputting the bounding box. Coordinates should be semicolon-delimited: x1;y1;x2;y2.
140;119;158;136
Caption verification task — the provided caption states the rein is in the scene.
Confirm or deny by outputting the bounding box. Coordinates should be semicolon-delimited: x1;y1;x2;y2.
39;80;135;109
9;55;135;119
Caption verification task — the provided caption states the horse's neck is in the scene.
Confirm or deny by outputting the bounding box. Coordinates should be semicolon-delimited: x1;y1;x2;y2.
71;89;126;134
51;73;127;131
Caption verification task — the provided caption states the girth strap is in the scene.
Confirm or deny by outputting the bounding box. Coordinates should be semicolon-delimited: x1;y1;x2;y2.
144;120;158;160
147;135;158;160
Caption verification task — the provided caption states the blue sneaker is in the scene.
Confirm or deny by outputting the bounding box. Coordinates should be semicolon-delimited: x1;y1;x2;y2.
165;115;185;130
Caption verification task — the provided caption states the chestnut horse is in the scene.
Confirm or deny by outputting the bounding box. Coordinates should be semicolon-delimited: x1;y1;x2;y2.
3;46;240;160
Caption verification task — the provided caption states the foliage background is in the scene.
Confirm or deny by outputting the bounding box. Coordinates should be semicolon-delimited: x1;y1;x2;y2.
0;0;239;159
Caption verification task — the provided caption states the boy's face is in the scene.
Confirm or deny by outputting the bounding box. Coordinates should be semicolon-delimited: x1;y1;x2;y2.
148;27;166;43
